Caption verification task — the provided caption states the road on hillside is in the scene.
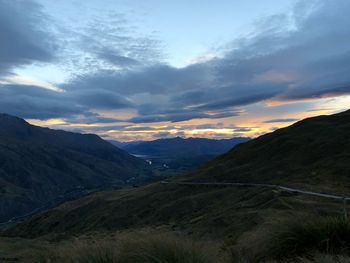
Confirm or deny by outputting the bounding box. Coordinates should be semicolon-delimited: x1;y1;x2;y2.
160;181;350;201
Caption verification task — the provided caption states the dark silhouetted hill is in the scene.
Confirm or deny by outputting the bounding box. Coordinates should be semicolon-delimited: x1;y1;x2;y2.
0;114;150;222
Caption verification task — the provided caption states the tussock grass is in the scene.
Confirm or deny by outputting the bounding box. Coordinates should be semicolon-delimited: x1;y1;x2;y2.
228;215;350;262
37;231;219;263
37;241;118;263
267;216;350;259
4;228;350;263
297;254;350;263
17;217;350;262
116;233;216;263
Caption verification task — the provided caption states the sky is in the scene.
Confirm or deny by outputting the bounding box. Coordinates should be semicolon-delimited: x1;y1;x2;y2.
1;0;350;141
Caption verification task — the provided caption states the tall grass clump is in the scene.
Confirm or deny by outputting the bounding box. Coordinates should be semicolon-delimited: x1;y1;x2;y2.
116;233;216;263
266;216;350;259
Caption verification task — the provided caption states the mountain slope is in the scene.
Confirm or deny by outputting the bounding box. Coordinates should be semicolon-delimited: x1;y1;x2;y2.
0;114;150;222
5;110;350;238
189;109;350;190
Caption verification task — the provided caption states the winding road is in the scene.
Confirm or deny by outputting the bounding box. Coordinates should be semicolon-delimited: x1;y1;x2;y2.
2;180;349;227
161;181;350;201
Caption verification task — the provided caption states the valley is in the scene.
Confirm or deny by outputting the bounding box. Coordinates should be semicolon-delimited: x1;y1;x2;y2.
111;137;251;176
1;110;350;262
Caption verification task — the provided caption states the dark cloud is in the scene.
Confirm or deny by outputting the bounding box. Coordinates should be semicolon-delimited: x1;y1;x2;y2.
0;84;132;120
233;127;253;132
0;84;82;119
65;114;122;125
60;0;350;124
152;132;173;138
187;123;253;132
0;0;56;75
193;124;220;129
65;63;210;96
126;110;239;123
122;126;160;131
184;83;287;111
277;83;350;101
98;52;141;67
264;118;299;123
72;90;133;110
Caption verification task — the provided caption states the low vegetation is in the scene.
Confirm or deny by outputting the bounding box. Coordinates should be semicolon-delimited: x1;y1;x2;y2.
37;231;220;263
267;216;350;259
228;215;350;262
3;216;346;263
297;255;350;263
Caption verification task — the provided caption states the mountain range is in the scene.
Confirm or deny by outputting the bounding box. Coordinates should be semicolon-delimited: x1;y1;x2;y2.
110;137;251;175
7;110;350;238
111;137;251;158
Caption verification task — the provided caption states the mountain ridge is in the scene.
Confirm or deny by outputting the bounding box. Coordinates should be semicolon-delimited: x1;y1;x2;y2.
110;136;251;176
187;109;350;189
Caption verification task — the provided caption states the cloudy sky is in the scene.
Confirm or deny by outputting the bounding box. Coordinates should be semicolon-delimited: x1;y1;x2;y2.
1;0;350;141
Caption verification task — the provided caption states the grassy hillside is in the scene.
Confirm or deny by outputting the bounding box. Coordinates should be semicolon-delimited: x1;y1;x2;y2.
2;228;350;262
6;179;347;239
0;114;151;223
188;109;350;192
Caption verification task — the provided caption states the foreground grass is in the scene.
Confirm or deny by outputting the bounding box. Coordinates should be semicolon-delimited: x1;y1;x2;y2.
38;231;220;263
298;254;350;263
116;234;215;263
229;215;350;262
267;216;350;259
37;226;350;263
4;216;350;262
